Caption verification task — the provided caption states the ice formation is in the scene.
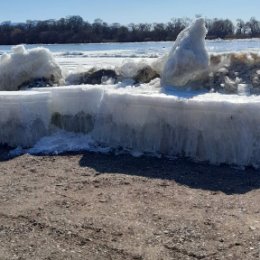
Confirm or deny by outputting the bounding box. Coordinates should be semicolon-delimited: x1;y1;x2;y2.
159;18;260;94
0;45;63;91
1;21;260;169
161;18;209;88
1;84;259;168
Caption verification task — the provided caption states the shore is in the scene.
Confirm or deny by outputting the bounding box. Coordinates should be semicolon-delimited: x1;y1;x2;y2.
0;151;259;259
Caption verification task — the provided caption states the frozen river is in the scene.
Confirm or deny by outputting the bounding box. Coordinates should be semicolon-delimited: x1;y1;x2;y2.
1;39;260;71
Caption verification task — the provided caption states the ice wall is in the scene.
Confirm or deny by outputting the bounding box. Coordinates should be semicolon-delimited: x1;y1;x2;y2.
0;91;50;147
0;45;63;91
2;84;259;168
92;90;260;167
161;18;209;88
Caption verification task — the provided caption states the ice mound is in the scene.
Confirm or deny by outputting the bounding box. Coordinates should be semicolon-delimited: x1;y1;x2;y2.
0;45;63;91
161;18;209;88
159;18;260;95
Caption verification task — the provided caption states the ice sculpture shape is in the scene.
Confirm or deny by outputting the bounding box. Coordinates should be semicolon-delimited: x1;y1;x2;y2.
161;18;209;87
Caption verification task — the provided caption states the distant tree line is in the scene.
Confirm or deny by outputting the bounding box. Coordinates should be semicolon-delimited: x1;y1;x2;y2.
0;16;260;45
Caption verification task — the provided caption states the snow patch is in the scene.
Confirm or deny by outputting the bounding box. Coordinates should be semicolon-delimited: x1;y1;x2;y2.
28;130;111;155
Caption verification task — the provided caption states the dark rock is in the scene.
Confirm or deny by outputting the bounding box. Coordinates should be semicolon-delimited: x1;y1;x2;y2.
66;69;117;85
134;66;159;84
87;69;117;84
51;111;94;134
18;77;56;90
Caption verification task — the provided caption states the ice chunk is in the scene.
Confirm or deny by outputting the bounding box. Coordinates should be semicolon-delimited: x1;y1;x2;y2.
33;85;105;133
161;18;209;87
0;45;63;91
118;60;147;79
0;91;50;147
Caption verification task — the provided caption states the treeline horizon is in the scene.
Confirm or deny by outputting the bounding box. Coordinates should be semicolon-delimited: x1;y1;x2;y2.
0;16;260;45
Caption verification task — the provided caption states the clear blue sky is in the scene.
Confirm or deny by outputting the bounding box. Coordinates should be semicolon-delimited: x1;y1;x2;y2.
0;0;259;24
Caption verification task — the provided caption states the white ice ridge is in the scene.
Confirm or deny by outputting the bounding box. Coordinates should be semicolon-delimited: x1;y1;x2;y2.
161;18;209;88
0;45;63;91
1;85;260;168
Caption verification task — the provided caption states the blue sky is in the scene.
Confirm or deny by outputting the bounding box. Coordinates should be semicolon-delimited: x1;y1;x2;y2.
0;0;260;24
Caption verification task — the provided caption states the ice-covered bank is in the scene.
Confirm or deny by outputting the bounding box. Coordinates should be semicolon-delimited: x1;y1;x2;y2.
1;84;260;168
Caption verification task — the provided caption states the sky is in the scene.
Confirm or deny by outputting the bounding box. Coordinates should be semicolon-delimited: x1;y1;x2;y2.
0;0;260;24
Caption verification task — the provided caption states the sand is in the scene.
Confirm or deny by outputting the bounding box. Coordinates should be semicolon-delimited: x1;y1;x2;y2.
0;150;259;260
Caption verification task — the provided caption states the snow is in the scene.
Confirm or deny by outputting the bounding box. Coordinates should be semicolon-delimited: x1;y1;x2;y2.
28;130;111;155
161;18;209;88
0;45;63;91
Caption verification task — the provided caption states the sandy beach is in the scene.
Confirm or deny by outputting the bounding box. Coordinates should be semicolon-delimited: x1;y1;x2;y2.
0;150;259;260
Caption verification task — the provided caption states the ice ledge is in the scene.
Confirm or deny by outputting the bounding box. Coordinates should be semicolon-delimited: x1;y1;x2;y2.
1;85;260;168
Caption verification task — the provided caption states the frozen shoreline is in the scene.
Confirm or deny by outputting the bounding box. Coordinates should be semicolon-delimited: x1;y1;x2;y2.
1;21;260;168
1;84;259;168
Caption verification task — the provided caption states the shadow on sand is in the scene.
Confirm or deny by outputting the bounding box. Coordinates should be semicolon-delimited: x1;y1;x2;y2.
0;145;13;162
79;152;260;195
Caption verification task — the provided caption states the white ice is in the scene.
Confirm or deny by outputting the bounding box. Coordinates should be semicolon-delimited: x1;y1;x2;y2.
0;91;50;147
0;45;63;91
2;84;259;168
161;18;209;88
